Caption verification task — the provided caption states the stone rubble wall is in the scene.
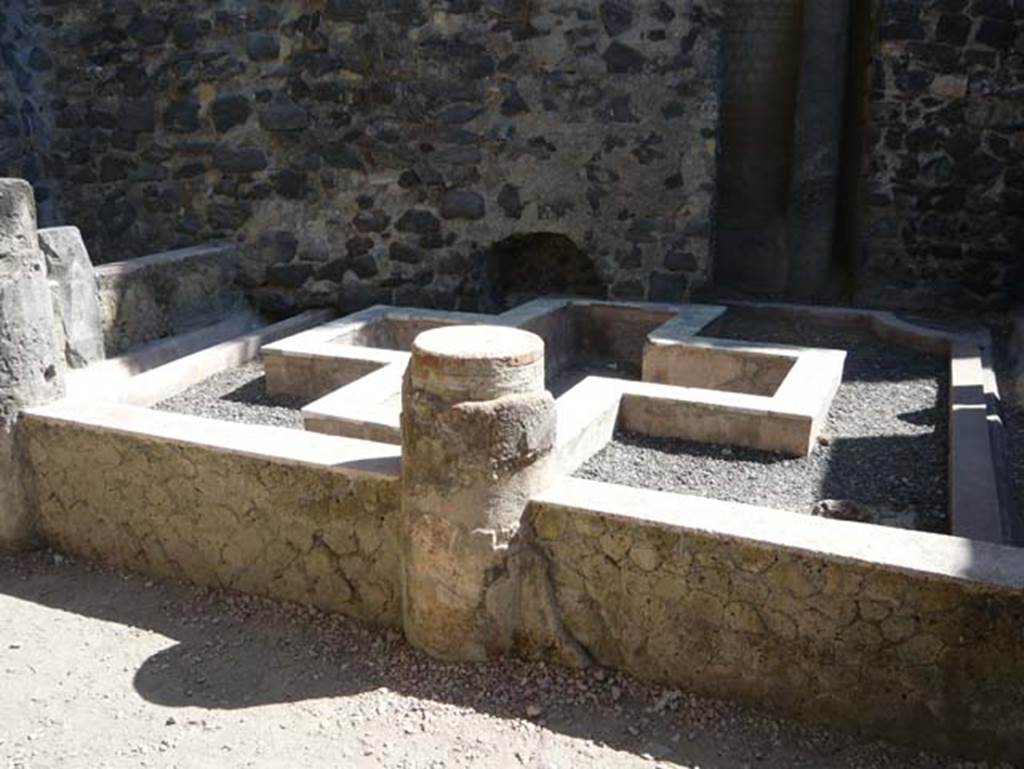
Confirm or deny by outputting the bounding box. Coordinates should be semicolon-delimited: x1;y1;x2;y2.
18;0;722;314
856;0;1024;310
95;242;247;356
23;416;403;627
527;487;1024;763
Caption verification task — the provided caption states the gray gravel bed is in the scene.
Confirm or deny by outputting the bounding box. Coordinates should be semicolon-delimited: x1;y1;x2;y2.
154;361;305;429
577;310;949;532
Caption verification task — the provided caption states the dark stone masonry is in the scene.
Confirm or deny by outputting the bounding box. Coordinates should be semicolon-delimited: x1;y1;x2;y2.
0;0;1021;314
855;0;1024;310
0;0;722;315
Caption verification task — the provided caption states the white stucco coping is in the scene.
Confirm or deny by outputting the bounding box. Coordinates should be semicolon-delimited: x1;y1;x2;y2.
66;310;335;406
259;305;389;357
724;299;982;356
553;376;623;473
22;399;401;479
302;360;406;443
69;310;260;385
261;306;496;359
264;299;728;364
532;477;1024;590
620;339;845;456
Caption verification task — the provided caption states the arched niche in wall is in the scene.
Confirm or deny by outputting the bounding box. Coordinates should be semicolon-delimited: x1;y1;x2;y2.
480;233;607;311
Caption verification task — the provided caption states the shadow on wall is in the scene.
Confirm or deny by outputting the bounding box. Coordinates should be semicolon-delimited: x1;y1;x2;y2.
480;233;607;312
818;432;948;533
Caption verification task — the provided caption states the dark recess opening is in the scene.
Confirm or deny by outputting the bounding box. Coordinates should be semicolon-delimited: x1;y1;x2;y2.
834;0;877;303
482;233;606;311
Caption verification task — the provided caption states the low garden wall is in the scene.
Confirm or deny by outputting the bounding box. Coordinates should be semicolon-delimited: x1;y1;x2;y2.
22;402;402;628
15;313;1024;764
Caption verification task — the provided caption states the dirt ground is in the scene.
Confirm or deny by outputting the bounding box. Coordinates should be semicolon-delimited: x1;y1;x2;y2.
0;550;1001;769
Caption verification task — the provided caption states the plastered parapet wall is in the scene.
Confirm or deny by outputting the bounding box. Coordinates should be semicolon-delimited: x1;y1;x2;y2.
528;478;1024;762
23;406;402;627
93;242;245;356
20;398;1024;763
4;0;722;313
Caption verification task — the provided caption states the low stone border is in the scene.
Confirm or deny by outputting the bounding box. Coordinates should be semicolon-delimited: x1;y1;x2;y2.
13;298;1024;764
19;389;1024;763
302;361;406;443
94;242;244;356
22;399;402;624
726;301;1017;546
269;299;843;458
66;309;334;407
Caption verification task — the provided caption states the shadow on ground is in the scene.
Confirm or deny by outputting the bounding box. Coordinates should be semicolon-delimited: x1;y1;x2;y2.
0;550;963;769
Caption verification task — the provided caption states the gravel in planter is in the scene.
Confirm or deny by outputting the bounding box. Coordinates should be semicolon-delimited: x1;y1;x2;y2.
154;361;306;429
576;310;949;532
993;327;1024;536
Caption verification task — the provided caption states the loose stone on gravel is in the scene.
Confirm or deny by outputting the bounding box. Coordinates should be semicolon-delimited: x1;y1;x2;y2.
576;310;949;532
153;360;305;429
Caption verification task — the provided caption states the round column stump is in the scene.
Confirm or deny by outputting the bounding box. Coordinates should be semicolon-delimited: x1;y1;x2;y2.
400;325;556;660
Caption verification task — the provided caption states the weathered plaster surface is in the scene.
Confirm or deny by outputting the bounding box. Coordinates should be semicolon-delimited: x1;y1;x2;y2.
528;478;1024;762
95;242;244;356
23;411;401;626
12;0;722;312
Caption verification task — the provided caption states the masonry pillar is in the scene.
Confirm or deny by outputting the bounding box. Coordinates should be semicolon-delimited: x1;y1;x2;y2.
786;0;851;299
400;325;556;660
0;179;65;548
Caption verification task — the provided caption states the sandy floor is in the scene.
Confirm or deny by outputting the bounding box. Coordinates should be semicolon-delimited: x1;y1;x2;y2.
0;551;998;769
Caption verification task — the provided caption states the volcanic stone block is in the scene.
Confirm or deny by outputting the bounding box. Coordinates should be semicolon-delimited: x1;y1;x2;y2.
0;179;65;548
